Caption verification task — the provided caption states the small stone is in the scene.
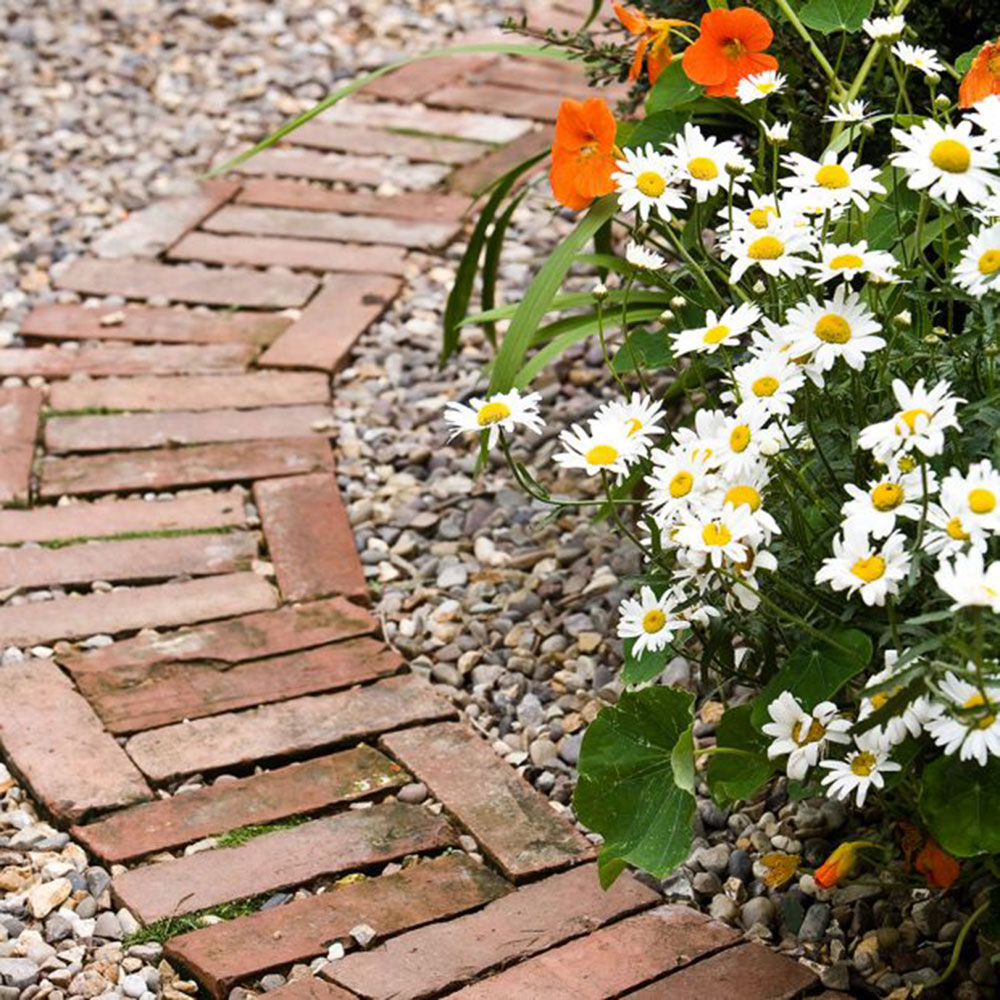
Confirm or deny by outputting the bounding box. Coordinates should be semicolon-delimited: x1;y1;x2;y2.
326;942;345;963
259;974;286;992
43;915;73;944
396;783;427;805
121;974;147;998
349;924;376;948
709;894;741;926
27;879;71;919
726;849;752;882
911;898;945;938
93;912;122;940
722;876;746;903
692;872;722;897
68;970;108;998
740;896;775;930
696;843;731;875
819;962;851;991
0;959;39;990
798;902;831;942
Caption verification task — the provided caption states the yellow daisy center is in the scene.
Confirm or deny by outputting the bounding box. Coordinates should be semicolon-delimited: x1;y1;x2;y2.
850;751;877;777
963;694;997;730
688;156;719;181
871;482;904;511
725;485;761;511
586;444;618;466
752;375;780;397
747;236;784;260
947;516;971;540
814;313;852;344
830;253;864;270
851;555;886;583
756;81;776;94
747;207;774;228
979;249;1000;275
702;324;731;344
477;401;511;426
930;139;971;173
815;164;850;189
701;521;732;546
626;417;643;437
669;471;694;498
969;488;996;514
729;425;751;452
896;407;931;433
642;608;666;634
792;718;825;746
636;170;667;198
897;455;918;473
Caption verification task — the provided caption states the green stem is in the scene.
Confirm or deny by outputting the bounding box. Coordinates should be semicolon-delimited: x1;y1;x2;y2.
771;0;846;100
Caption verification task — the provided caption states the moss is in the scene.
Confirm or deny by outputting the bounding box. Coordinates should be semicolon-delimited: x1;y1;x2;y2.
121;896;265;946
214;816;307;849
34;526;237;550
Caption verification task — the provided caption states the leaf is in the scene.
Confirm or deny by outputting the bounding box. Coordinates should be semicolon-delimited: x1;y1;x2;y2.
621;639;671;685
798;0;875;34
645;60;703;113
625;110;688;150
707;704;775;807
611;327;675;372
750;628;873;731
920;755;1000;857
574;687;697;879
479;188;530;348
956;44;984;76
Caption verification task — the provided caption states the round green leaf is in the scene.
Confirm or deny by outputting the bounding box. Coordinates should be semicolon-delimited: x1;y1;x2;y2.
920;755;1000;857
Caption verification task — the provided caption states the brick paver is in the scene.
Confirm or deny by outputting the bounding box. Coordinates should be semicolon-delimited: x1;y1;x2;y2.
0;343;255;378
425;83;562;122
113;801;456;922
364;52;499;102
448;125;553;197
72;746;408;863
251;980;355;1000
290;122;487;164
323;101;532;143
0;387;42;506
231;149;451;190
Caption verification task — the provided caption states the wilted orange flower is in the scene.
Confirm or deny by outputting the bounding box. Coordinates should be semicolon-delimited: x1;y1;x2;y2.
914;838;960;890
550;98;618;211
814;840;879;889
959;40;1000;108
682;7;778;99
759;852;800;889
613;3;695;84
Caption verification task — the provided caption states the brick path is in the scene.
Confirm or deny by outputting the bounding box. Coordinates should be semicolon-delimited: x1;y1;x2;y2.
0;2;840;997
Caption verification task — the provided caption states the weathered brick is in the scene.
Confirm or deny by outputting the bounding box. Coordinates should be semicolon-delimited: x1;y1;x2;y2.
45;404;335;453
92;181;240;258
442;906;740;1000
0;344;255;379
424;83;560;121
112;801;456;922
204;204;459;250
381;722;592;880
72;745;407;863
448;126;552;197
0;572;278;647
259;274;401;372
21;304;288;347
622;942;817;999
325;864;659;1000
254;474;366;601
54;258;319;309
365;51;498;102
250;981;355;1000
231;149;450;190
290;122;486;164
39;437;333;497
48;373;330;413
0;491;246;546
0;531;257;590
167;854;511;998
59;595;377;675
0;659;151;823
77;637;402;734
125;674;455;781
0;387;42;506
481;59;595;97
323;101;531;144
169;233;407;276
236;179;470;223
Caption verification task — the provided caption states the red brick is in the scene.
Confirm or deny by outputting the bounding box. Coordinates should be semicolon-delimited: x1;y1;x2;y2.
0;531;257;590
72;745;408;863
252;981;355;1000
236;179;470;223
480;59;594;97
93;181;240;259
59;595;377;675
424;83;560;121
290;122;486;164
112;801;456;922
0;572;277;647
21;304;288;347
204;204;459;250
0;658;151;823
54;258;319;309
231;149;450;189
259;274;401;372
448;126;552;197
169;232;407;277
167;854;511;998
45;404;335;453
621;942;818;1000
39;437;333;497
325;864;659;1000
125;674;455;782
365;52;499;102
48;373;330;413
381;722;592;880
0;387;42;506
0;492;246;546
78;637;402;735
443;906;740;1000
0;344;255;379
254;474;366;601
523;2;589;32
324;101;532;144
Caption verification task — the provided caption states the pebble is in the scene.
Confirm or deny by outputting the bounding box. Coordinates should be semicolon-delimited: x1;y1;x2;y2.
740;897;775;930
798;902;831;942
396;783;428;805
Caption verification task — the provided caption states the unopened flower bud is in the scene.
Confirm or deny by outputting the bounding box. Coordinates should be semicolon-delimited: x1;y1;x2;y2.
760;438;780;457
924;333;940;345
725;160;748;177
932;325;948;338
670;295;687;310
660;309;675;323
592;281;609;302
925;71;941;86
934;93;951;111
753;280;767;295
986;344;1000;358
893;310;912;328
861;121;876;136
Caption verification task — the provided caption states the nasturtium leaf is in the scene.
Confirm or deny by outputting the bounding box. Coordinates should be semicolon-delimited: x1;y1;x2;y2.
611;328;674;372
707;704;775;807
645;60;703;113
920;755;1000;857
750;628;873;731
625;110;687;150
798;0;875;34
621;638;671;685
574;687;696;882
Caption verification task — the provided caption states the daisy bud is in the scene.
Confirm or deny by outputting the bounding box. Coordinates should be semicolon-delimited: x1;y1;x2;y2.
797;437;816;452
760;437;781;457
925;71;941;86
986;344;1000;358
592;281;609;302
725;160;748;177
893;310;912;328
932;325;948;338
660;309;675;323
934;93;951;111
670;296;686;309
861;122;876;136
924;333;940;345
753;280;767;295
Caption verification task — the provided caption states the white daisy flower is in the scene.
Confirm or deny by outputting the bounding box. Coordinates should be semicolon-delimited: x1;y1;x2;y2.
785;284;885;374
815;521;911;606
940;460;1000;535
823;100;874;124
613;144;688;222
762;692;852;781
616;585;688;657
664;123;752;202
554;421;636;479
764;121;791;144
811;240;899;284
674;502;760;569
781;189;847;226
625;240;667;271
717;191;787;235
736;70;787;104
721;225;816;285
444;389;544;448
892;41;944;77
722;353;805;416
644;445;717;528
781;150;886;212
925;671;1000;766
967;95;1000;139
670;302;762;357
727;544;779;611
703;401;785;479
862;15;905;42
890;119;1000;205
925;501;990;558
858;378;964;461
709;465;781;545
840;469;934;538
857;650;936;748
820;730;901;807
954;223;1000;297
935;549;1000;611
592;392;666;453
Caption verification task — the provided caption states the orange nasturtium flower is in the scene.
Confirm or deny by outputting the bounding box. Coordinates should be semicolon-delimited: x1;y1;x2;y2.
550;97;618;211
914;838;960;891
613;3;695;84
682;6;778;99
814;840;880;889
959;40;1000;108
